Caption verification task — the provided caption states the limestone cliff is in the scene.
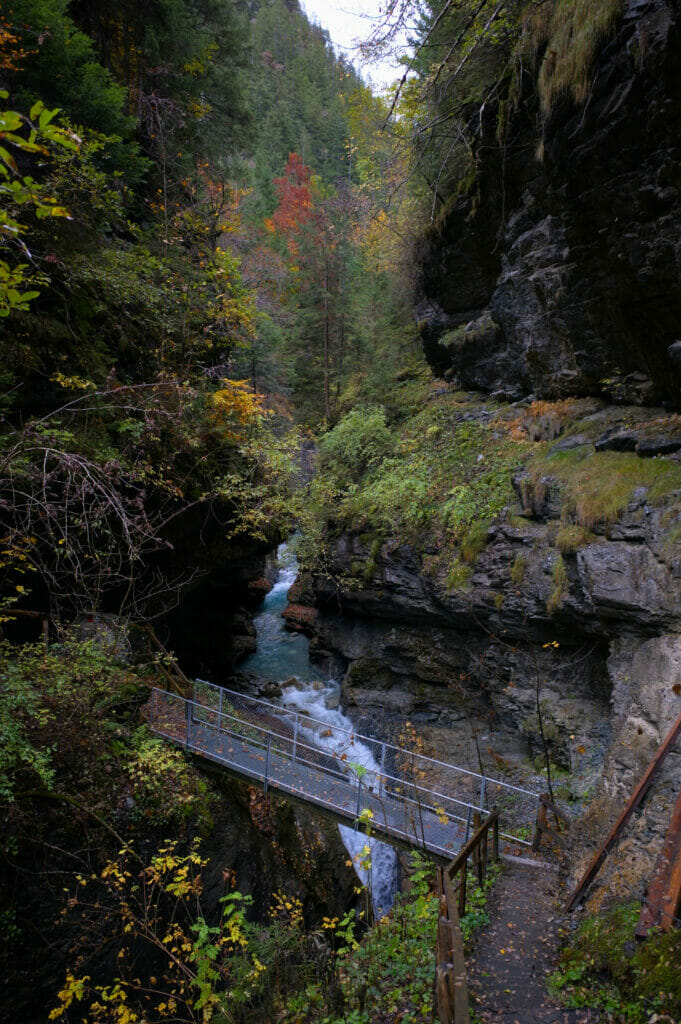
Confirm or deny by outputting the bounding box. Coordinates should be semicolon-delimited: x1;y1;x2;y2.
294;463;681;903
290;0;681;904
418;0;681;408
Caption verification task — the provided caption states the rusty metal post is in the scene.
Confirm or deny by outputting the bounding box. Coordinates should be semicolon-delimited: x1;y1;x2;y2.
567;709;681;911
636;785;681;935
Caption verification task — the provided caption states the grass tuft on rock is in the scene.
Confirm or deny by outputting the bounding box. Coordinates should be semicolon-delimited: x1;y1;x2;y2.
522;0;625;114
528;446;681;529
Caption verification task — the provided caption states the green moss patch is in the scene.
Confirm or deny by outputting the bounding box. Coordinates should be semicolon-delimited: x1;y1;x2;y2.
527;446;681;528
550;902;681;1022
309;388;531;578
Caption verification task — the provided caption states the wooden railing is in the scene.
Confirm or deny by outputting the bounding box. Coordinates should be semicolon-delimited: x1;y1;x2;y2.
567;708;681;912
532;793;571;853
435;808;500;1024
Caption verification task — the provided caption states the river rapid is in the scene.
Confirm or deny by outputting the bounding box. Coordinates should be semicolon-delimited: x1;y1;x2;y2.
241;543;399;918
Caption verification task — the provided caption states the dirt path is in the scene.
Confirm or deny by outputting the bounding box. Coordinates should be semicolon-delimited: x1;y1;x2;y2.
467;858;600;1023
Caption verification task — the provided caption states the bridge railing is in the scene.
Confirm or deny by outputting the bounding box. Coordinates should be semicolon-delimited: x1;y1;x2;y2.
150;686;493;856
150;679;540;847
192;681;539;846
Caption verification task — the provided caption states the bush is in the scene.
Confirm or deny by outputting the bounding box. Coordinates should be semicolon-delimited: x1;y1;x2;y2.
319;406;393;484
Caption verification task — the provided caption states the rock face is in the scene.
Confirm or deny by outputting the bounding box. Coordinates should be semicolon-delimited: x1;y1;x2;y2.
418;0;681;407
299;462;681;901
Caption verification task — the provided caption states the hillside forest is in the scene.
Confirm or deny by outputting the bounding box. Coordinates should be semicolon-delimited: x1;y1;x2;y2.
2;1;681;1023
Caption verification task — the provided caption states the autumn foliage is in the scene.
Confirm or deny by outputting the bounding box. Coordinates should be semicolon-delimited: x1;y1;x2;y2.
269;152;316;255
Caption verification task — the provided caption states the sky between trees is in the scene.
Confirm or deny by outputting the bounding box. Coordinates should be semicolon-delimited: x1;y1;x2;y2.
300;0;405;89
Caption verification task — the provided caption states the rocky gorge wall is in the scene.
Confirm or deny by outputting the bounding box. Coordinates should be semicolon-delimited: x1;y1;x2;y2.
418;0;681;409
282;0;681;908
287;453;681;904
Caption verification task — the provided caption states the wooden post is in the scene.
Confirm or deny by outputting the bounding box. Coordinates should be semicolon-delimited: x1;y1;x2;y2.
218;687;223;732
458;860;467;918
379;742;386;799
443;869;471;1023
473;812;482;884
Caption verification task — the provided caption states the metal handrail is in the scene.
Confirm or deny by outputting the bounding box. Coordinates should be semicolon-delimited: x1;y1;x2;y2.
151;699;464;854
194;679;537;798
190;684;540;846
177;692;488;824
151;685;541;850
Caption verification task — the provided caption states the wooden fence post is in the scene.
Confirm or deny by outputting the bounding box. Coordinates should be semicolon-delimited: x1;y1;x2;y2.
458;860;467;919
532;794;546;852
473;812;482;884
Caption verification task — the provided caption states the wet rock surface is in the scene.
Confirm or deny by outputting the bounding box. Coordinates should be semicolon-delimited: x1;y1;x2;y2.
418;0;681;407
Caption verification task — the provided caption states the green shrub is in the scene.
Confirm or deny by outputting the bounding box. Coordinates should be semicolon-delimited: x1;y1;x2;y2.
550;902;681;1022
319;407;393;484
125;730;214;830
446;560;473;592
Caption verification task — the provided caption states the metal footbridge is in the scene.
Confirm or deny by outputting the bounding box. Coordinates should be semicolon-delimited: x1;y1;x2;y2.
150;681;541;861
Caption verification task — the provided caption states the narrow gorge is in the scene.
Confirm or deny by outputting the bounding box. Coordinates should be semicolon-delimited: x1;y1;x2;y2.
2;0;681;1021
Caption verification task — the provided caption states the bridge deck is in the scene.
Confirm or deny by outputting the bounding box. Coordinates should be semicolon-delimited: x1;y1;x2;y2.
195;719;464;857
150;685;539;860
